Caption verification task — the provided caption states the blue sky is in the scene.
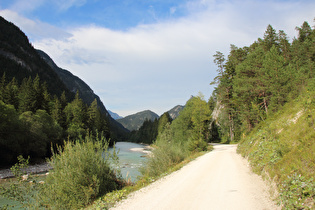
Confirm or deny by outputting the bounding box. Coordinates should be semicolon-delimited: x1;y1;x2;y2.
1;0;315;116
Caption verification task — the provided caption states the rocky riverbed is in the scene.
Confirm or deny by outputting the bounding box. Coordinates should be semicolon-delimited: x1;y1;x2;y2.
0;163;52;179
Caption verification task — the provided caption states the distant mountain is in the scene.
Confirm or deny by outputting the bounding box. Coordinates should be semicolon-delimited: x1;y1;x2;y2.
108;110;123;120
117;110;159;131
167;105;184;119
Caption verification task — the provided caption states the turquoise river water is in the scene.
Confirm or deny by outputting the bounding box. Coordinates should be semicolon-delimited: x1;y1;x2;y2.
110;142;148;182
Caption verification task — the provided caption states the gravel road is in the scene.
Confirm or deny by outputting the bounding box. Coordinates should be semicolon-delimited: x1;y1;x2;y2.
112;144;280;210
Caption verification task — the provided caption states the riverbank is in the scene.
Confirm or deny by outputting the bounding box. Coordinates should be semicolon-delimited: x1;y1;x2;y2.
129;145;153;156
0;143;150;180
0;163;52;179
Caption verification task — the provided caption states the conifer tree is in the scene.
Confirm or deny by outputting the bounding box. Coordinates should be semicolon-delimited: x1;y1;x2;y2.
41;82;51;112
262;24;278;51
51;97;62;126
262;45;288;112
158;112;172;134
233;45;265;129
87;98;110;138
18;77;36;113
278;30;291;61
191;93;211;143
64;91;87;138
3;77;19;109
32;75;43;111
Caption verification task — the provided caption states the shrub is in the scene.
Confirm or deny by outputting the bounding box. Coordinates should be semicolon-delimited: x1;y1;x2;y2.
40;133;121;209
141;124;189;177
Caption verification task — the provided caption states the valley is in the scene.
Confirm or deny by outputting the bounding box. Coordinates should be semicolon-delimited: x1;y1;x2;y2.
0;11;314;210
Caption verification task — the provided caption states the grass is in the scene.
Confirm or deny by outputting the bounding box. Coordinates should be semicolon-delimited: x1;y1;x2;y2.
237;87;315;209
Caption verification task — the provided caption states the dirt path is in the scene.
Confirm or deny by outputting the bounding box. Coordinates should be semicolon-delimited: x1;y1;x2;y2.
112;144;280;210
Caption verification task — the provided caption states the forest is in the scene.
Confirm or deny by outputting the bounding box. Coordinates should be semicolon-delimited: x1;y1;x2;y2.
0;74;111;166
210;20;314;143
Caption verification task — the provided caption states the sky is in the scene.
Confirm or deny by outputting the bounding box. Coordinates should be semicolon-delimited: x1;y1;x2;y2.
0;0;314;117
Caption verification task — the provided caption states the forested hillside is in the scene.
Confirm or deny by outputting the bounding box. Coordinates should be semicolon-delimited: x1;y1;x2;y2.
210;20;314;143
0;17;72;100
0;75;111;166
0;17;124;166
36;50;129;141
210;20;315;209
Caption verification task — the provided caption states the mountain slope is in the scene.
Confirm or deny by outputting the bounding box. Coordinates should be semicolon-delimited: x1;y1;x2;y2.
36;50;129;141
0;16;128;141
36;50;105;112
237;84;315;209
117;110;159;131
0;16;72;99
108;110;123;120
167;105;184;119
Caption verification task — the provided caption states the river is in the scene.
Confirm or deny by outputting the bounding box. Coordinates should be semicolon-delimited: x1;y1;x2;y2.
0;142;148;208
110;142;149;183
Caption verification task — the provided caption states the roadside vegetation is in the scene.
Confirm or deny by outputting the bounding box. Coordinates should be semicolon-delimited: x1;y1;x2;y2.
238;84;314;209
142;94;213;177
210;19;315;209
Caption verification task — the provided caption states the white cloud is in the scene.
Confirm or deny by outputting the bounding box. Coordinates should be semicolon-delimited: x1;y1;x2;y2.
9;0;45;13
2;0;315;116
0;9;71;41
54;0;87;11
170;7;177;15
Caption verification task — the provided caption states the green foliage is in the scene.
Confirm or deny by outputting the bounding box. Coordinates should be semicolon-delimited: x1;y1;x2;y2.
142;95;212;178
0;100;25;164
0;16;120;165
40;133;121;209
0;135;122;210
0;74;111;166
279;173;315;209
10;155;29;181
158;112;172;134
143;125;189;177
237;87;315;209
0;155;43;209
189;93;211;149
211;20;315;142
88;188;129;209
129;118;158;144
129;112;172;144
213;19;315;208
19;110;63;157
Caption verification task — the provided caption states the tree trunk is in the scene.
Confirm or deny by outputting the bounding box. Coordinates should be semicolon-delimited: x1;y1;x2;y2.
228;113;234;142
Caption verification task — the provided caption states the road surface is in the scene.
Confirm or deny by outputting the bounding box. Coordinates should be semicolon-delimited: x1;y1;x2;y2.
112;144;279;210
